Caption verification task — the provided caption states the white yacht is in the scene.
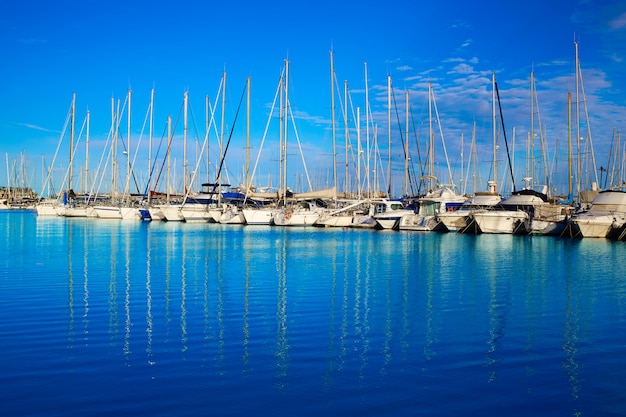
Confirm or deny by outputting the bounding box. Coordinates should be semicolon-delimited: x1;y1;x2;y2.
398;187;467;232
571;190;626;238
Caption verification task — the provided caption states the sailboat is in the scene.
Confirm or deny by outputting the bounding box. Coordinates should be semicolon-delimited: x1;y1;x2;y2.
93;91;148;220
398;82;466;231
468;73;538;234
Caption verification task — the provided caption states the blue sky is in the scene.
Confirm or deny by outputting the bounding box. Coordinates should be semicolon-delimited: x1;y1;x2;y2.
2;0;626;197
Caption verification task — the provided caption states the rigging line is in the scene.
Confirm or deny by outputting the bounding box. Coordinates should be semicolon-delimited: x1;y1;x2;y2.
390;85;415;195
151;100;184;196
494;80;516;193
209;80;248;197
142;123;169;200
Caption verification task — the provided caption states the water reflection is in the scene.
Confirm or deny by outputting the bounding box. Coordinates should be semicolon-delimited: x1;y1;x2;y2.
31;216;626;416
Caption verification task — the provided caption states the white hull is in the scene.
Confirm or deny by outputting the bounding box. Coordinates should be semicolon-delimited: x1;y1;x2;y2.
242;208;275;225
93;206;143;220
36;203;59;216
160;205;186;222
62;206;89;218
350;215;378;229
273;210;321;226
572;213;621;238
529;219;567;236
374;217;401;230
571;191;626;238
179;205;212;222
436;212;470;232
220;208;245;224
148;207;165;221
398;214;442;231
315;214;354;228
93;205;123;219
471;210;528;234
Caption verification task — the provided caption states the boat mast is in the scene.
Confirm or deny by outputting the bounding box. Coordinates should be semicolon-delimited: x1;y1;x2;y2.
69;93;76;191
387;74;392;197
492;73;498;191
357;106;361;199
280;59;290;205
330;50;337;201
404;90;409;197
364;62;370;198
85;109;90;197
428;81;434;190
575;39;581;195
530;70;535;189
148;88;154;202
568;91;573;201
167;115;172;204
126;89;132;202
344;80;350;198
219;71;226;204
246;76;251;192
183;91;188;193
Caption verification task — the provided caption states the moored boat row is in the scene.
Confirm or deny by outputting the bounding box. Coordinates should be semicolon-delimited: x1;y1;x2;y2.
31;188;626;241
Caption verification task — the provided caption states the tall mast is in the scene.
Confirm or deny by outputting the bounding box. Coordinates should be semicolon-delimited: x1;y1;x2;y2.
126;89;132;199
279;68;284;202
575;39;581;195
148;88;154;201
530;70;535;187
364;62;370;198
330;50;337;200
69;92;76;190
219;71;226;203
568;91;573;201
246;76;251;191
111;97;118;201
183;91;188;193
357;106;361;199
387;75;392;197
166;115;172;204
85;109;90;195
283;59;289;204
492;73;498;190
428;81;434;188
404;90;409;197
344;81;350;197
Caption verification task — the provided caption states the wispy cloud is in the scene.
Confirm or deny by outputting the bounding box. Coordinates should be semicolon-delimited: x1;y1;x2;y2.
16;122;58;133
449;20;471;30
609;12;626;30
396;65;412;71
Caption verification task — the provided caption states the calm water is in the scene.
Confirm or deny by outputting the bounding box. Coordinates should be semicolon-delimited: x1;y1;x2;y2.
1;211;625;416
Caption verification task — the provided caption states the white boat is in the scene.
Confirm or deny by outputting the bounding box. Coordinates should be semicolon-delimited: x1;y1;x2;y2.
148;206;165;221
242;207;276;225
527;204;572;236
158;204;186;222
219;205;246;224
571;190;626;238
272;202;325;227
437;190;501;232
315;200;369;228
372;199;414;230
470;189;547;234
93;205;145;220
399;187;467;232
36;199;61;216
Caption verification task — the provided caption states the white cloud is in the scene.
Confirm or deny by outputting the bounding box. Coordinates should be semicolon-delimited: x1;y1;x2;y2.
16;122;57;133
449;63;474;75
397;65;413;71
609;12;626;30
